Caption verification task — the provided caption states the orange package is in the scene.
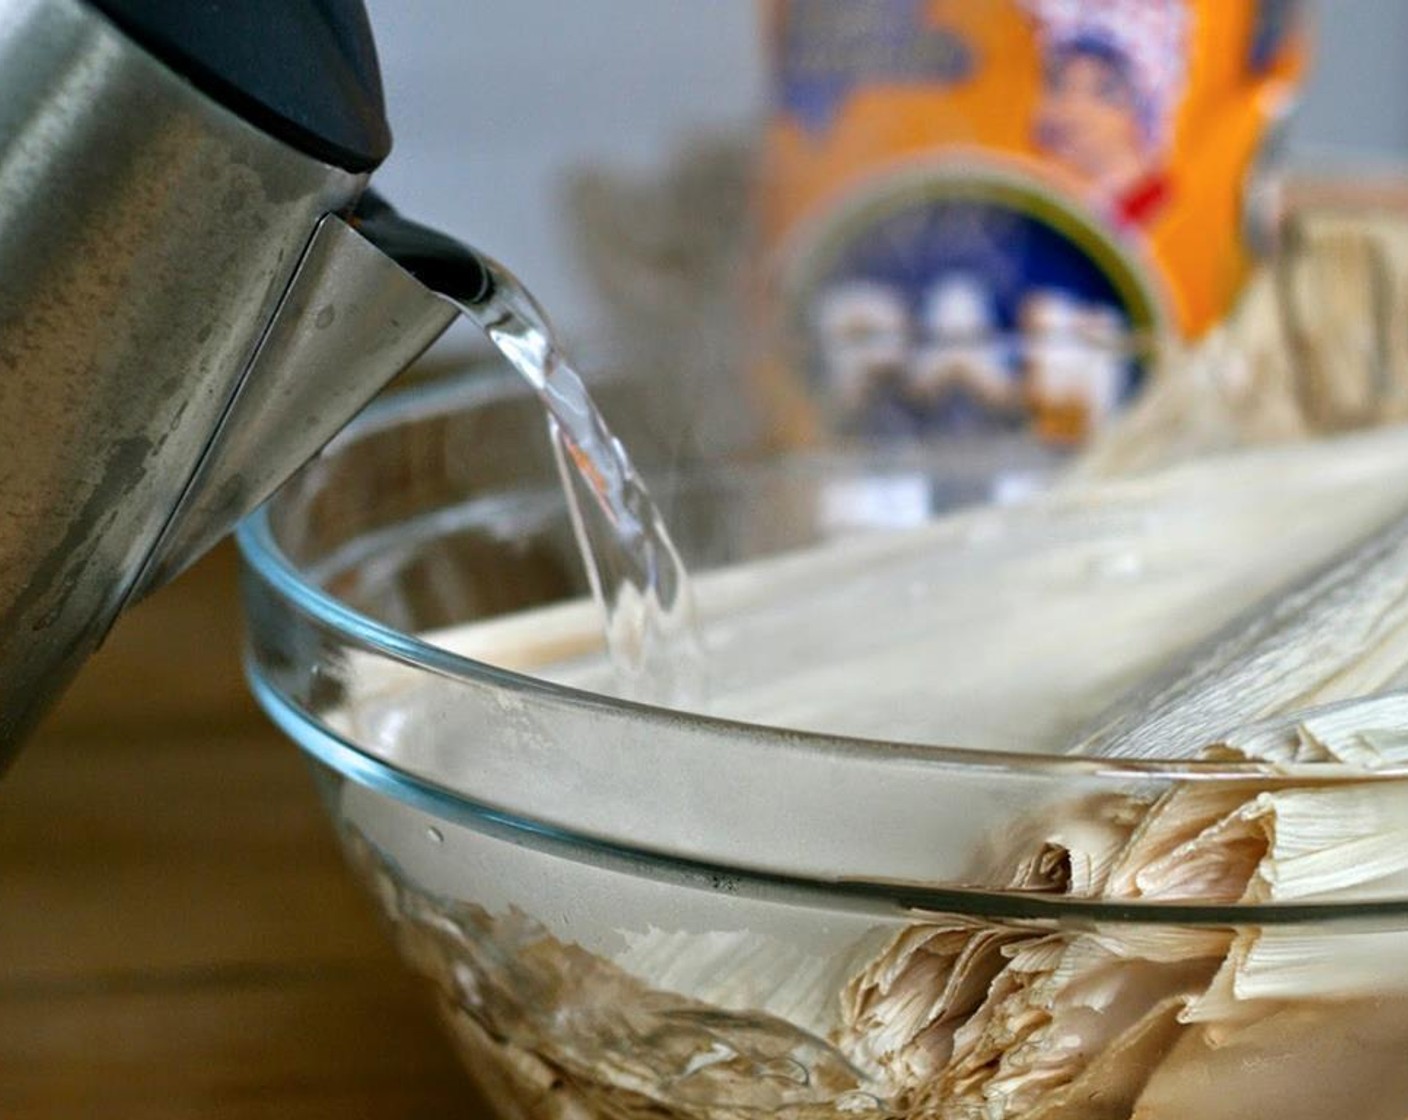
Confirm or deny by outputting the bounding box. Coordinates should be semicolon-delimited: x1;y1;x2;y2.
753;0;1308;444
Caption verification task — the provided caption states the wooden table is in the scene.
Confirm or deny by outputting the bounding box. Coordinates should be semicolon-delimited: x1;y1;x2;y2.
0;543;487;1118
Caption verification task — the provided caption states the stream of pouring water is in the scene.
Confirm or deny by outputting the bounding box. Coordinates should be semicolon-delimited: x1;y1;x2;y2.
450;258;706;709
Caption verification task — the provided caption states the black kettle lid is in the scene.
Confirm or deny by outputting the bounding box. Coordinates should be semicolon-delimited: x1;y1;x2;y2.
87;0;393;173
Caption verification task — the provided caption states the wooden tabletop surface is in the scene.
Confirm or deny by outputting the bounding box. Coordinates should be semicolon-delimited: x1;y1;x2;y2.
0;543;487;1118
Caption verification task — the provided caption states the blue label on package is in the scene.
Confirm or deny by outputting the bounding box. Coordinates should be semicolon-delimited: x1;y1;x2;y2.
1249;0;1302;71
789;170;1160;444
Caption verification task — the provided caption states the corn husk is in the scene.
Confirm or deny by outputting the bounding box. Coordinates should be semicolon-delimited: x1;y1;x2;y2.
1071;510;1408;760
1037;272;1408;1088
1077;208;1408;481
937;690;1408;1117
344;829;884;1120
349;394;1408;1115
838;695;1408;1118
426;424;1408;753
826;549;1408;1115
611;926;883;1043
762;412;1408;1116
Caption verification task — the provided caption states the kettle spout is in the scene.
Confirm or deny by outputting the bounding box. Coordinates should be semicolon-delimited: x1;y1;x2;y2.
130;209;464;596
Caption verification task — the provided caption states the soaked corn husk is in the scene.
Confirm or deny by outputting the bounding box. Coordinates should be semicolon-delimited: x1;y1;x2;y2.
844;694;1408;1118
859;423;1408;1110
346;696;1408;1118
353;421;1408;1117
429;424;1408;751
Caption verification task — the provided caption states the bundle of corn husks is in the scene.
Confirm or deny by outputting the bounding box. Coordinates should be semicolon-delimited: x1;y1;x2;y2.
840;693;1408;1119
339;409;1408;1117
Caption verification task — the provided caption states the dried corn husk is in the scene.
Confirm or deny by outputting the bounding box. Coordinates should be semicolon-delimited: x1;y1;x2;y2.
1077;207;1408;480
772;415;1408;1117
1071;510;1408;759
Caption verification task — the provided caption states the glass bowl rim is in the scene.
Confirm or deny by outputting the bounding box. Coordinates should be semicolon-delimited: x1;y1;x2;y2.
236;374;1408;922
237;374;1408;783
246;663;1408;927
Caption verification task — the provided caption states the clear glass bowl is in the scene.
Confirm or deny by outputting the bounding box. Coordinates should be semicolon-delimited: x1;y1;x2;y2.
238;369;1408;1120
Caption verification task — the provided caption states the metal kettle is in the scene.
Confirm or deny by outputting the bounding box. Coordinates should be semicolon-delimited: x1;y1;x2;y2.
0;0;491;756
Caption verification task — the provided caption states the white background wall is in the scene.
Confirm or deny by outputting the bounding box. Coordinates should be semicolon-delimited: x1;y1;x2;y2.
365;1;1408;340
365;2;763;341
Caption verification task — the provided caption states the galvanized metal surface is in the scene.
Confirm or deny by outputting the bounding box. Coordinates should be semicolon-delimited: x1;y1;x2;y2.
0;0;369;753
132;217;459;594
